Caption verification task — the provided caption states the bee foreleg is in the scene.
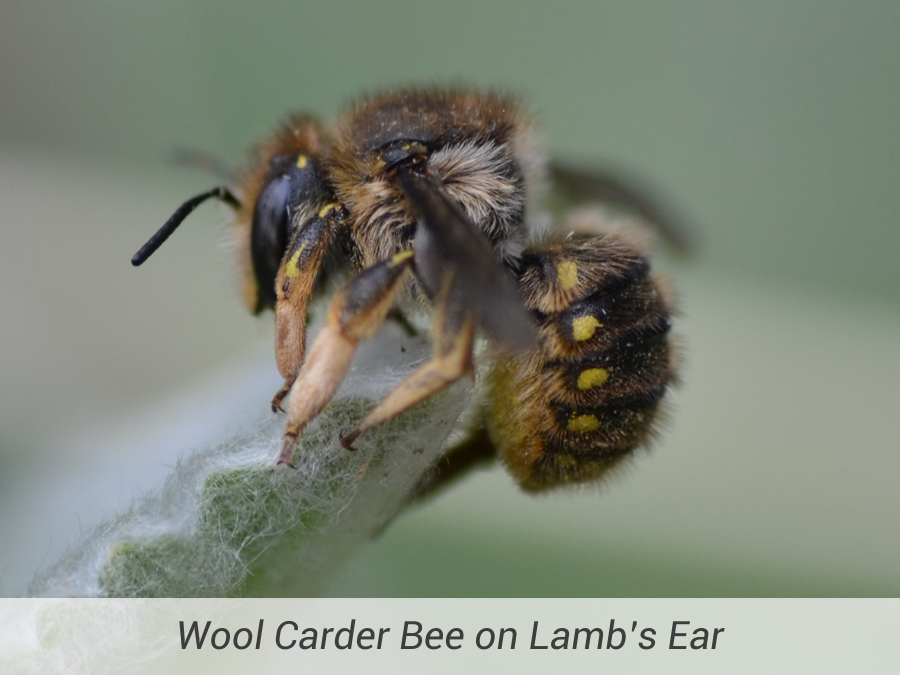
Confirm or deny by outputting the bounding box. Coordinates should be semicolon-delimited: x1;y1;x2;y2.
272;210;338;412
340;276;476;450
277;251;414;466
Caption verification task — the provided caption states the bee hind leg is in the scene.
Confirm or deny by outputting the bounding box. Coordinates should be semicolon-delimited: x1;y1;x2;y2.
277;251;414;466
340;277;476;450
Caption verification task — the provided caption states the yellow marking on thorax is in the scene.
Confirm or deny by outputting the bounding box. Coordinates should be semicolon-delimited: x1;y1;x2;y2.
557;260;578;291
389;250;414;267
567;414;600;433
285;244;306;278
296;154;309;168
318;202;340;218
572;315;602;341
577;367;609;390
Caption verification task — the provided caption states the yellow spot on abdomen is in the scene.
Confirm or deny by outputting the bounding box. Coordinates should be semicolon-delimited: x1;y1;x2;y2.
572;315;602;341
557;260;578;291
577;367;609;390
296;154;308;168
567;414;600;433
389;250;414;267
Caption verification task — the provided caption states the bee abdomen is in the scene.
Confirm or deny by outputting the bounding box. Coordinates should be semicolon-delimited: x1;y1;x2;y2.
542;314;673;408
485;236;675;492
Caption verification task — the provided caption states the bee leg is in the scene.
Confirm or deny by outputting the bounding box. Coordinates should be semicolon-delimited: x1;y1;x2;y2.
269;381;292;414
340;278;476;450
277;251;414;466
271;209;338;413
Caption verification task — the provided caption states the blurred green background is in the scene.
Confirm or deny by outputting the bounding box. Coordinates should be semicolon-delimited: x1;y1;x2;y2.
1;0;898;596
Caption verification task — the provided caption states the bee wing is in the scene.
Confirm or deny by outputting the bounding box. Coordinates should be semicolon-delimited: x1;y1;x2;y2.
549;159;696;255
395;168;537;351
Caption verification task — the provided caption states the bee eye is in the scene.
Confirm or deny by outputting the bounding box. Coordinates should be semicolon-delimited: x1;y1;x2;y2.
250;173;292;310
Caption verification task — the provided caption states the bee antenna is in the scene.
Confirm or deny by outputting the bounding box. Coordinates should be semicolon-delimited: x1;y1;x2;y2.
131;186;240;266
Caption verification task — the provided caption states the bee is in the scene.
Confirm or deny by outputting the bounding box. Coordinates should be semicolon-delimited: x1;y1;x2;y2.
132;87;683;493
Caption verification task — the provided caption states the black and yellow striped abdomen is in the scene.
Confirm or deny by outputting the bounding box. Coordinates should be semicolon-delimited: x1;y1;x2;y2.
485;236;675;492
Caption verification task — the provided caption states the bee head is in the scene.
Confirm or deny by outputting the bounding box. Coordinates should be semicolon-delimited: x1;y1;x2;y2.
248;151;332;311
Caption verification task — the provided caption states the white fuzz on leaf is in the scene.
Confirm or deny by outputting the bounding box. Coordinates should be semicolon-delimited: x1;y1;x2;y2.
28;323;473;598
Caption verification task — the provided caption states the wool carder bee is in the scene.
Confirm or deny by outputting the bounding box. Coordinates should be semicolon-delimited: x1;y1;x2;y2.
133;87;683;492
